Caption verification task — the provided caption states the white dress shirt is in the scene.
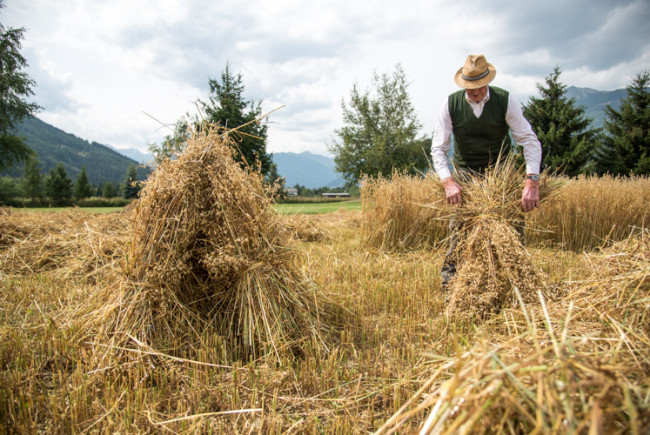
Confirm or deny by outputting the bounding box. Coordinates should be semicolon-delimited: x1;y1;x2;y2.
431;87;542;180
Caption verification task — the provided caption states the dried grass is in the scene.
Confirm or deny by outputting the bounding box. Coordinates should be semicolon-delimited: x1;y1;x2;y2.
1;197;648;432
0;209;127;281
284;213;329;242
361;171;447;251
378;230;650;434
527;174;650;251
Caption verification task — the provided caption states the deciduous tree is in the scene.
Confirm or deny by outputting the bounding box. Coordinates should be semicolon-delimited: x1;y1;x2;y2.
0;176;19;204
0;0;40;171
329;64;431;182
147;120;189;163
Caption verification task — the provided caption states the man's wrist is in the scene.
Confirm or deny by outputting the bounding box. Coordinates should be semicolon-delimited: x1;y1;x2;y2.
526;174;539;182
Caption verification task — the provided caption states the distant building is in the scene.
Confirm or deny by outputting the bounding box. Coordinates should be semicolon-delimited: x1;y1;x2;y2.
285;187;298;196
321;192;350;198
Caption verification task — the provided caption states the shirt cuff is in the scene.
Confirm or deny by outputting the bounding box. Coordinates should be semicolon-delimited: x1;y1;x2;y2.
436;166;452;180
525;163;540;176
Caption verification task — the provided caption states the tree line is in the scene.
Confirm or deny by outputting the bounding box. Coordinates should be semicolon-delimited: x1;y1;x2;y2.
0;161;142;206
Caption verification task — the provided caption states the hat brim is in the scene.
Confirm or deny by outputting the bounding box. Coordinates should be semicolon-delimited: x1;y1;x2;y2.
454;64;497;89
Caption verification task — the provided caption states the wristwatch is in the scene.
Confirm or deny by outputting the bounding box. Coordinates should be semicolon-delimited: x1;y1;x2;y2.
526;174;539;181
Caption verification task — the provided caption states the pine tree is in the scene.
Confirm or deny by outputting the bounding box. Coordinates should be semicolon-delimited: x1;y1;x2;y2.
95;182;104;197
22;156;43;203
149;64;277;179
45;163;73;205
199;63;276;177
73;166;94;201
102;182;117;199
523;67;600;176
123;164;140;199
597;71;650;175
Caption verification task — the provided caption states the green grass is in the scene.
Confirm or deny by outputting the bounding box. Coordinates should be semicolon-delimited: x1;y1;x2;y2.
10;206;124;214
9;201;362;216
273;199;362;214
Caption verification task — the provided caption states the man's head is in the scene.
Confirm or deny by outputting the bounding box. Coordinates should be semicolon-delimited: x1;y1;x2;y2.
465;85;488;103
455;54;496;90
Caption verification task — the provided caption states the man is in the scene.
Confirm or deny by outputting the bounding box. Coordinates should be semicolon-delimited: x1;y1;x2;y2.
431;54;542;287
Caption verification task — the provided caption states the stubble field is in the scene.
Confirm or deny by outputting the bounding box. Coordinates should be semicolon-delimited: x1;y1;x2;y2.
1;136;649;434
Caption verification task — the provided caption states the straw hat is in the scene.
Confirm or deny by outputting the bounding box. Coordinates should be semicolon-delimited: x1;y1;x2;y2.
455;54;497;89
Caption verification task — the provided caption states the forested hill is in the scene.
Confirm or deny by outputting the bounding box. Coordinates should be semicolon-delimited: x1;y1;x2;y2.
5;116;148;185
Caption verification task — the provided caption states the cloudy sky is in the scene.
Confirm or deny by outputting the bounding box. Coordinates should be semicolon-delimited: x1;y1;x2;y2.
3;0;649;157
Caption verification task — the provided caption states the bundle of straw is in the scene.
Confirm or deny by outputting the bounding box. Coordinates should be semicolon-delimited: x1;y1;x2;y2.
125;125;334;360
441;156;563;317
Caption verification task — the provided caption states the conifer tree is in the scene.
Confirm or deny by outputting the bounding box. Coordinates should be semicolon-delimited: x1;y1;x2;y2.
523;67;600;176
200;63;276;177
22;156;43;203
102;182;117;199
45;163;73;205
123;164;140;199
596;71;650;175
149;64;277;179
73;166;94;201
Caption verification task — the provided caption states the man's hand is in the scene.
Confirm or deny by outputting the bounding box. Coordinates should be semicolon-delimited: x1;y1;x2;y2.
442;177;463;206
522;177;540;212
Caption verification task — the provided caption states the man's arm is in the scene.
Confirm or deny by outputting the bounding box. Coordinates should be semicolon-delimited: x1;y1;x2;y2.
506;94;542;212
431;99;464;205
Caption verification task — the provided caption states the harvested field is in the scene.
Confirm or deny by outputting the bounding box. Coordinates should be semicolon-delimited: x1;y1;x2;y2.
1;151;648;432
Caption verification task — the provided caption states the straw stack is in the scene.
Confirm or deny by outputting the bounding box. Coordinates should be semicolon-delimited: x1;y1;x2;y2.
125;125;334;360
442;157;562;318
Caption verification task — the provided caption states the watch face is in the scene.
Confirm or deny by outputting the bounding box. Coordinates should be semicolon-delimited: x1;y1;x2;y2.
528;175;539;181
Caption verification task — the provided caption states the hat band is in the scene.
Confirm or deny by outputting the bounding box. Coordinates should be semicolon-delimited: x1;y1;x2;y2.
461;69;490;81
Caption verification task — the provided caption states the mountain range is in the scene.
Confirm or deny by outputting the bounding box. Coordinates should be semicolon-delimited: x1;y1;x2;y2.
271;151;345;188
5;86;627;188
5;116;149;185
103;146;343;189
565;86;625;127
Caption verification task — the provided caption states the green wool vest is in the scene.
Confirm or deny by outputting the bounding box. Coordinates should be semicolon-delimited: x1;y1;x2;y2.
449;86;511;172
